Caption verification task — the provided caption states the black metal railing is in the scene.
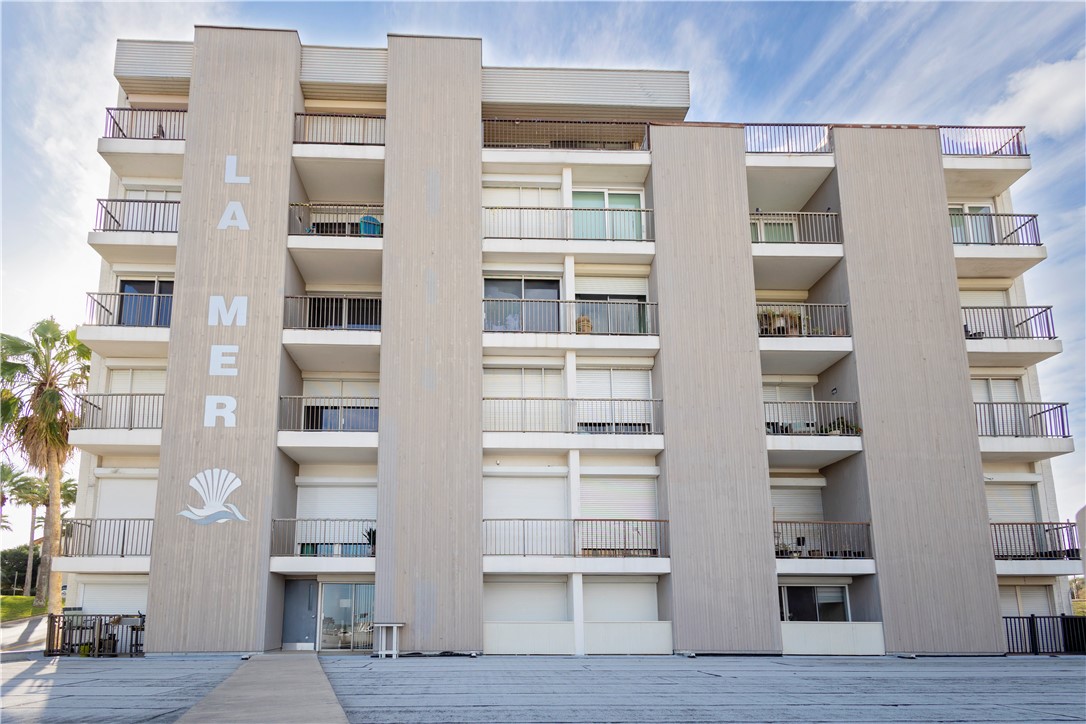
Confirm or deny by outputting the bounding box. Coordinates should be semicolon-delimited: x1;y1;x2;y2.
279;396;379;432
482;519;669;557
284;296;381;330
294;113;386;145
73;394;164;430
974;402;1071;438
745;124;833;153
45;613;146;657
483;398;663;434
949;213;1040;246
482;207;654;241
271;519;376;557
940;126;1028;156
61;519;153;557
757;304;850;337
750;212;840;243
103;108;185;140
483;119;650;151
85;292;172;327
94;199;179;233
991;522;1080;560
764;401;860;435
483;299;658;335
962;306;1056;340
288;203;384;236
1004;615;1086;655
773;521;871;559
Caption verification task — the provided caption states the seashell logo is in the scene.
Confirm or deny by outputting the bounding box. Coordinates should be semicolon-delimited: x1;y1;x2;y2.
178;468;248;525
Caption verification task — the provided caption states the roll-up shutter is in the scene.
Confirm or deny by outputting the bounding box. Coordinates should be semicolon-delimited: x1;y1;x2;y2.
576;277;649;296
762;385;814;402
770;488;823;521
580;478;657;519
1017;586;1054;616
303;379;342;398
482;187;524;206
960;289;1009;307
108;369;166;393
522;369;563;398
611;369;651;400
81;582;148;614
484;477;567;518
97;479;156;518
483;368;524;397
583;580;658;622
297;486;376;519
484;581;568;622
342;379;379;398
998;586;1020;616
972;379;1020;403
985;485;1038;522
577;369;611;398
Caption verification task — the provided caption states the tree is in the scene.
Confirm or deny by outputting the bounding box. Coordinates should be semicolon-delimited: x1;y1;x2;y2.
0;545;38;595
1;319;89;613
7;475;48;595
0;462;33;533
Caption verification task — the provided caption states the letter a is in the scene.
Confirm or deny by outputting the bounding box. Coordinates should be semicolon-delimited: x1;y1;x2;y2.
217;202;249;231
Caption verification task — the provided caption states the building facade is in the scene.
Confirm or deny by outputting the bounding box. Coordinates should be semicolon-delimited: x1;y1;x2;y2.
59;27;1078;656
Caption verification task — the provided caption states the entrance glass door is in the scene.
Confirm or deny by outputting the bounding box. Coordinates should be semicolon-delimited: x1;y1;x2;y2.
320;583;375;651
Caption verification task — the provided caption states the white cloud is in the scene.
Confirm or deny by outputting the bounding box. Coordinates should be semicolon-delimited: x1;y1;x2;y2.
973;49;1086;139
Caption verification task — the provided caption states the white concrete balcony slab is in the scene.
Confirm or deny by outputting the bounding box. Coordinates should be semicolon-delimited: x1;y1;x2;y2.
966;337;1062;367
979;437;1075;462
775;558;876;576
53;557;151;574
483;557;671;575
766;434;863;468
276;431;379;464
759;337;852;375
746;154;835;210
88;231;177;265
482;238;655;265
976;403;1073;462
995;559;1082;576
292;145;384;203
69;429;162;456
483;332;659;357
98;138;185;178
76;325;169;358
287;236;382;287
752;244;843;290
270;557;377;575
482;149;651;184
954;244;1046;278
282;329;381;373
781;621;885;656
943;155;1031;198
483;432;665;454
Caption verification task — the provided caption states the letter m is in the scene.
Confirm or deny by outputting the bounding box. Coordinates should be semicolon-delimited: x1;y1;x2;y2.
208;296;248;327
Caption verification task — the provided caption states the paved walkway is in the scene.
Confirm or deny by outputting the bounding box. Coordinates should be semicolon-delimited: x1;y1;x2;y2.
1;615;47;653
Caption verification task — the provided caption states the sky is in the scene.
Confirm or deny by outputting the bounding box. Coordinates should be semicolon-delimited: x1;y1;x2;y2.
0;1;1083;554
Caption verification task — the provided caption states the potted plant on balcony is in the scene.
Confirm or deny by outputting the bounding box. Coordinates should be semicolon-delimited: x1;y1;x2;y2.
757;310;774;336
364;527;376;557
575;315;593;334
783;310;803;336
818;417;861;435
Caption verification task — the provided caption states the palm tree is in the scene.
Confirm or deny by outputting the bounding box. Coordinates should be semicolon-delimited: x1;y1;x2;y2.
8;475;48;595
1;319;89;612
1;462;33;534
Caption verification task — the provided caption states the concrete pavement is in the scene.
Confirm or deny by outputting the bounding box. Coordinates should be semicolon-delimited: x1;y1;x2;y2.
1;615;47;654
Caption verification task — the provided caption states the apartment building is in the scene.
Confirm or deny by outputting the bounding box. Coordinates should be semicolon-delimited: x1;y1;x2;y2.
57;26;1078;657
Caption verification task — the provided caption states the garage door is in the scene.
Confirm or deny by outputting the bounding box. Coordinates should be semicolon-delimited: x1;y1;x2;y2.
81;582;148;614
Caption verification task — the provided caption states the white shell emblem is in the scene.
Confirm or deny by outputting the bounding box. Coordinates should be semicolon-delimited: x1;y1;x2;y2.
178;468;248;525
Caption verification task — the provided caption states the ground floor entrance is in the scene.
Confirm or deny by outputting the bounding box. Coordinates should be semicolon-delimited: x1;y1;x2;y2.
283;581;375;652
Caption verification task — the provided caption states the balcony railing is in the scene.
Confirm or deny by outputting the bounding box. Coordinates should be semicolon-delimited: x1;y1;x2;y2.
483;299;658;335
294;113;385;145
962;307;1055;340
483;398;663;434
757;304;850;337
764;401;860;435
45;613;145;657
974;402;1071;438
940;126;1027;156
482;207;654;242
73;394;164;430
103;108;185;140
1004;616;1086;655
483;119;650;151
773;521;871;559
482;519;669;557
61;519;153;557
85;292;172;327
745;124;833;154
279;396;379;432
991;522;1080;561
94;199;179;233
288;203;384;237
284;296;381;330
750;212;840;243
949;213;1040;246
271;519;376;557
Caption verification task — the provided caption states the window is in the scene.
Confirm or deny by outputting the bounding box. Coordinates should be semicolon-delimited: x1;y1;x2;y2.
121;187;180;232
483;277;561;332
576;368;654;433
779;586;849;622
572;190;644;240
305;296;380;330
751;217;797;243
762;384;815;434
300;379;379;432
949;204;995;245
117;278;173;327
972;378;1026;436
574;276;651;335
483;368;566;432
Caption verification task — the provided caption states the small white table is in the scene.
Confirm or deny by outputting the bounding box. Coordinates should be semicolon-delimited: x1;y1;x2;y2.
373;623;405;659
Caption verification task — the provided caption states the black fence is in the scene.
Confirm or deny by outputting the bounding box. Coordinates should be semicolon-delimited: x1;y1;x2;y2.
45;613;145;657
1004;615;1086;655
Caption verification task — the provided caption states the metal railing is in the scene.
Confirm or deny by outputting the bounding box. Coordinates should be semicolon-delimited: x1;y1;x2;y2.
45;613;146;657
483;398;663;434
85;292;172;327
483;299;658;335
764;401;860;435
94;199;179;232
288;203;384;236
271;519;376;557
483;119;650;151
757;304;850;337
991;522;1080;560
284;296;381;330
961;306;1055;340
482;519;669;557
73;394;164;430
773;521;871;559
61;519;153;557
940;126;1028;156
949;213;1040;246
103;108;185;140
279;396;379;432
294;113;386;145
750;212;840;243
482;207;654;241
1004;615;1086;655
974;402;1071;438
745;124;833;153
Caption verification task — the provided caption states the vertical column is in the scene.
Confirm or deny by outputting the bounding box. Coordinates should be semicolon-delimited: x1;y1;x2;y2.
146;27;302;653
568;450;581;517
569;573;585;655
376;35;483;653
649;125;781;653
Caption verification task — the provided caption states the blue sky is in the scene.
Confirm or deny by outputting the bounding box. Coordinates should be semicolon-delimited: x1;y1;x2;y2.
1;2;1083;548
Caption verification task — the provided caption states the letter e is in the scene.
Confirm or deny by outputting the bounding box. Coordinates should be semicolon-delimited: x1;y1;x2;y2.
209;345;239;376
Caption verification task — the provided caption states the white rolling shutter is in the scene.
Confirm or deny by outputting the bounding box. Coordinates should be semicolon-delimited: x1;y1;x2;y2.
576;277;649;296
484;477;567;518
483;368;525;397
762;385;814;402
1018;586;1054;616
522;369;563;398
303;379;343;397
583;580;658;622
580;478;657;519
611;370;651;400
342;379;379;398
296;486;376;519
971;379;1020;403
770;488;823;521
577;369;612;398
97;479;156;518
985;485;1038;522
484;581;568;622
81;582;148;614
482;187;524;206
998;586;1020;616
108;369;165;393
960;289;1009;307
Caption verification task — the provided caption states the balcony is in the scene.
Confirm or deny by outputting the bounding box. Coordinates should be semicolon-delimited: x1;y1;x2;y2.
991;522;1080;576
282;296;381;372
774;521;875;576
69;393;163;455
483;519;670;574
89;199;179;265
287;204;383;287
481;119;651;181
482;207;655;264
940;127;1030;197
78;293;171;357
764;401;862;467
98;108;185;177
270;518;376;574
277;396;379;463
293;114;385;202
482;398;663;453
750;213;843;290
951;213;1046;277
482;299;658;356
975;402;1074;462
758;303;851;375
962;306;1060;366
54;518;153;574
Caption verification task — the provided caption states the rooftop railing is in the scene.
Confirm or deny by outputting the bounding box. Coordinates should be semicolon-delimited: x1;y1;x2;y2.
94;199;179;233
288;203;384;236
757;304;850;337
483;299;658;335
45;613;145;657
279;396;379;432
271;519;376;557
73;394;164;431
773;521;871;559
483;119;650;151
61;519;153;557
991;522;1080;561
745;124;833;153
85;292;172;327
1004;615;1086;655
974;402;1071;438
103;108;185;140
483;398;663;434
750;212;840;243
949;213;1040;246
962;307;1056;340
764;401;860;436
284;295;381;330
939;126;1027;156
294;113;385;145
482;519;669;557
483;207;654;242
